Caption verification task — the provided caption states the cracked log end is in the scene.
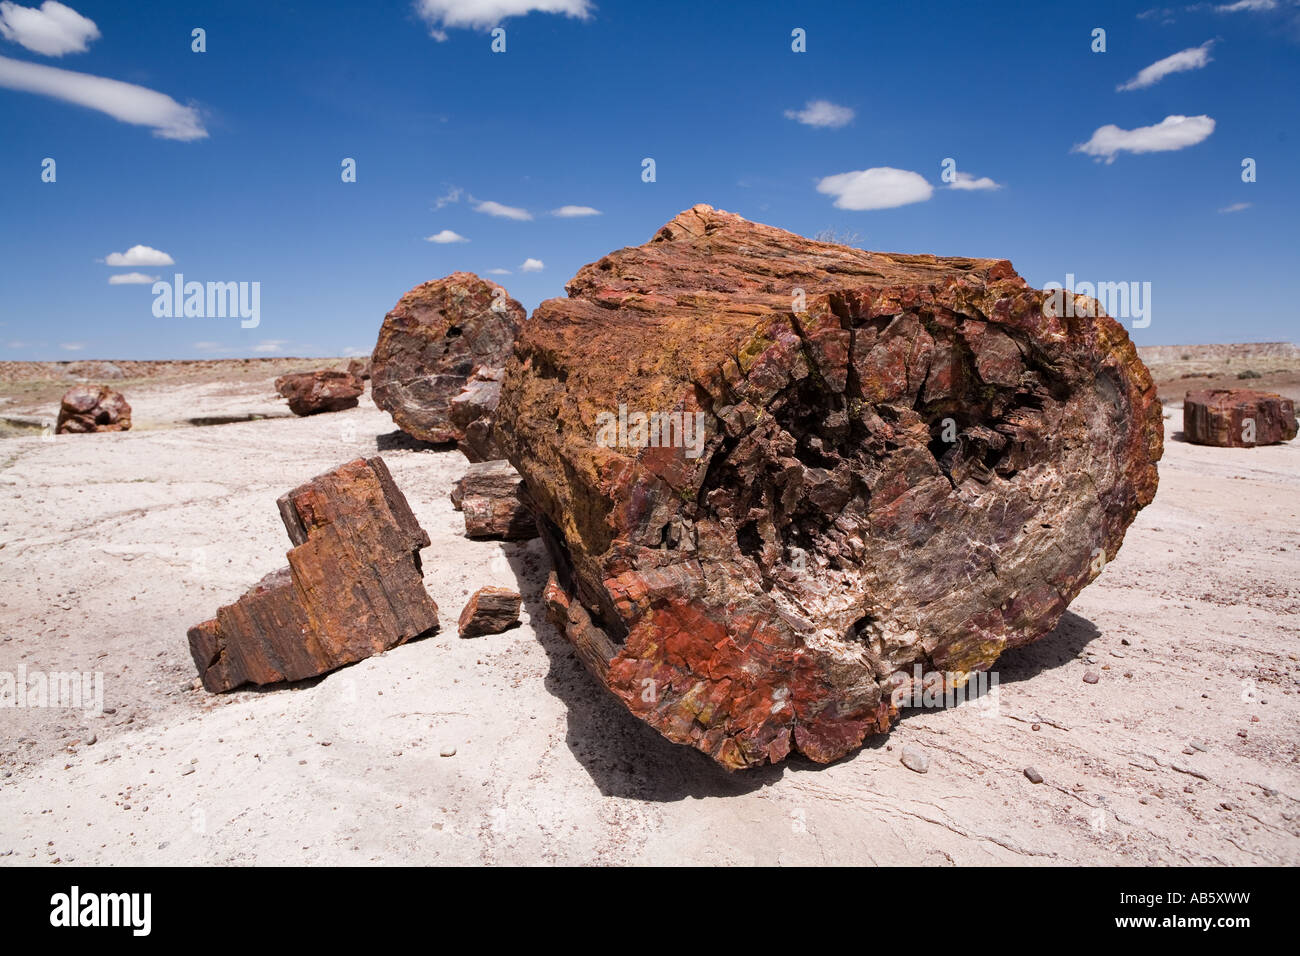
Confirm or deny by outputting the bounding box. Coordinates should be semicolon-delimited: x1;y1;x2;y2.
499;205;1163;770
370;272;524;447
187;456;439;692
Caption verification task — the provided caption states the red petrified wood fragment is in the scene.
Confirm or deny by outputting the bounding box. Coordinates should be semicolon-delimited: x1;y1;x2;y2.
499;204;1164;770
274;369;364;416
187;457;439;692
1183;389;1297;447
56;385;131;433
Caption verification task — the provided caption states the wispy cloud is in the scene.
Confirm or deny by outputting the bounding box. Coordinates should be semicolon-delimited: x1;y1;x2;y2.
551;204;601;217
58;340;84;350
107;272;158;284
485;267;511;275
426;229;469;243
816;167;933;210
0;54;206;139
1117;41;1214;91
433;185;462;209
1216;0;1275;12
0;1;98;56
253;339;288;353
104;244;173;267
948;171;1002;191
473;198;531;220
520;258;544;272
1219;201;1253;212
1073;114;1215;163
416;0;593;41
784;99;854;128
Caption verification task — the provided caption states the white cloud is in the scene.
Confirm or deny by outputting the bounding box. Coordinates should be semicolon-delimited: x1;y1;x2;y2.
433;185;462;209
1216;0;1275;11
551;204;601;217
426;229;469;243
1117;41;1214;91
0;54;206;139
816;167;933;211
0;1;98;56
485;268;512;275
107;271;158;284
1219;201;1252;213
253;339;288;353
416;0;593;39
949;171;1002;191
104;244;173;266
341;346;369;357
520;258;544;272
473;199;531;220
59;341;83;350
1073;114;1215;163
784;99;854;128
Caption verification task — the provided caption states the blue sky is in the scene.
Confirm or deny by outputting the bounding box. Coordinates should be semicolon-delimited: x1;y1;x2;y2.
0;0;1296;360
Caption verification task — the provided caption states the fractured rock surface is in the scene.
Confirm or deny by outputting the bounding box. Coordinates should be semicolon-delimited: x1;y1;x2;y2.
371;272;524;449
498;204;1163;769
1183;388;1297;447
450;459;538;540
56;385;131;434
275;369;364;416
187;457;439;692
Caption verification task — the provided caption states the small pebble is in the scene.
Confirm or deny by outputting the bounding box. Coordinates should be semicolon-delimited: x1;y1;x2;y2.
440;747;457;757
900;745;929;774
1083;671;1100;684
1024;767;1043;784
1031;723;1041;731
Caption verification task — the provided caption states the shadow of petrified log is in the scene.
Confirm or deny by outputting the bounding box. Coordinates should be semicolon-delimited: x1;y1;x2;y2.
499;204;1163;771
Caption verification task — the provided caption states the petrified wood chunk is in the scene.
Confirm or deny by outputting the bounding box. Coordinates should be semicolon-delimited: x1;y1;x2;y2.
498;204;1163;769
450;459;538;540
187;457;439;692
347;356;371;380
450;365;507;462
371;272;524;446
1183;388;1297;447
458;586;522;637
274;370;364;416
56;385;131;433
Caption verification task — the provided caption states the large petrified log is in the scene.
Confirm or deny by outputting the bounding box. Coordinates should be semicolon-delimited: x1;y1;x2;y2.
498;204;1163;770
371;272;524;452
56;385;131;433
1183;388;1297;447
187;457;439;692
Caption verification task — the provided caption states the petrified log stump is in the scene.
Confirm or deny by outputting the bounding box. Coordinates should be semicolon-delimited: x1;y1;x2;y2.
187;457;439;692
347;356;372;380
1183;388;1297;447
458;586;522;637
371;272;524;448
56;385;131;433
450;459;538;540
450;366;507;462
498;204;1163;769
275;370;364;416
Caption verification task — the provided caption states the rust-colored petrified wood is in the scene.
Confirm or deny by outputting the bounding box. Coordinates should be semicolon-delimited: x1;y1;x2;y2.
371;272;524;451
274;369;364;416
449;459;538;540
187;457;439;692
498;204;1163;770
56;385;131;433
458;586;523;637
1183;388;1297;447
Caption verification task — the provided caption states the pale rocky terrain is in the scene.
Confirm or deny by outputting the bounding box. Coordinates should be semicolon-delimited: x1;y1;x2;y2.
0;361;1296;865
